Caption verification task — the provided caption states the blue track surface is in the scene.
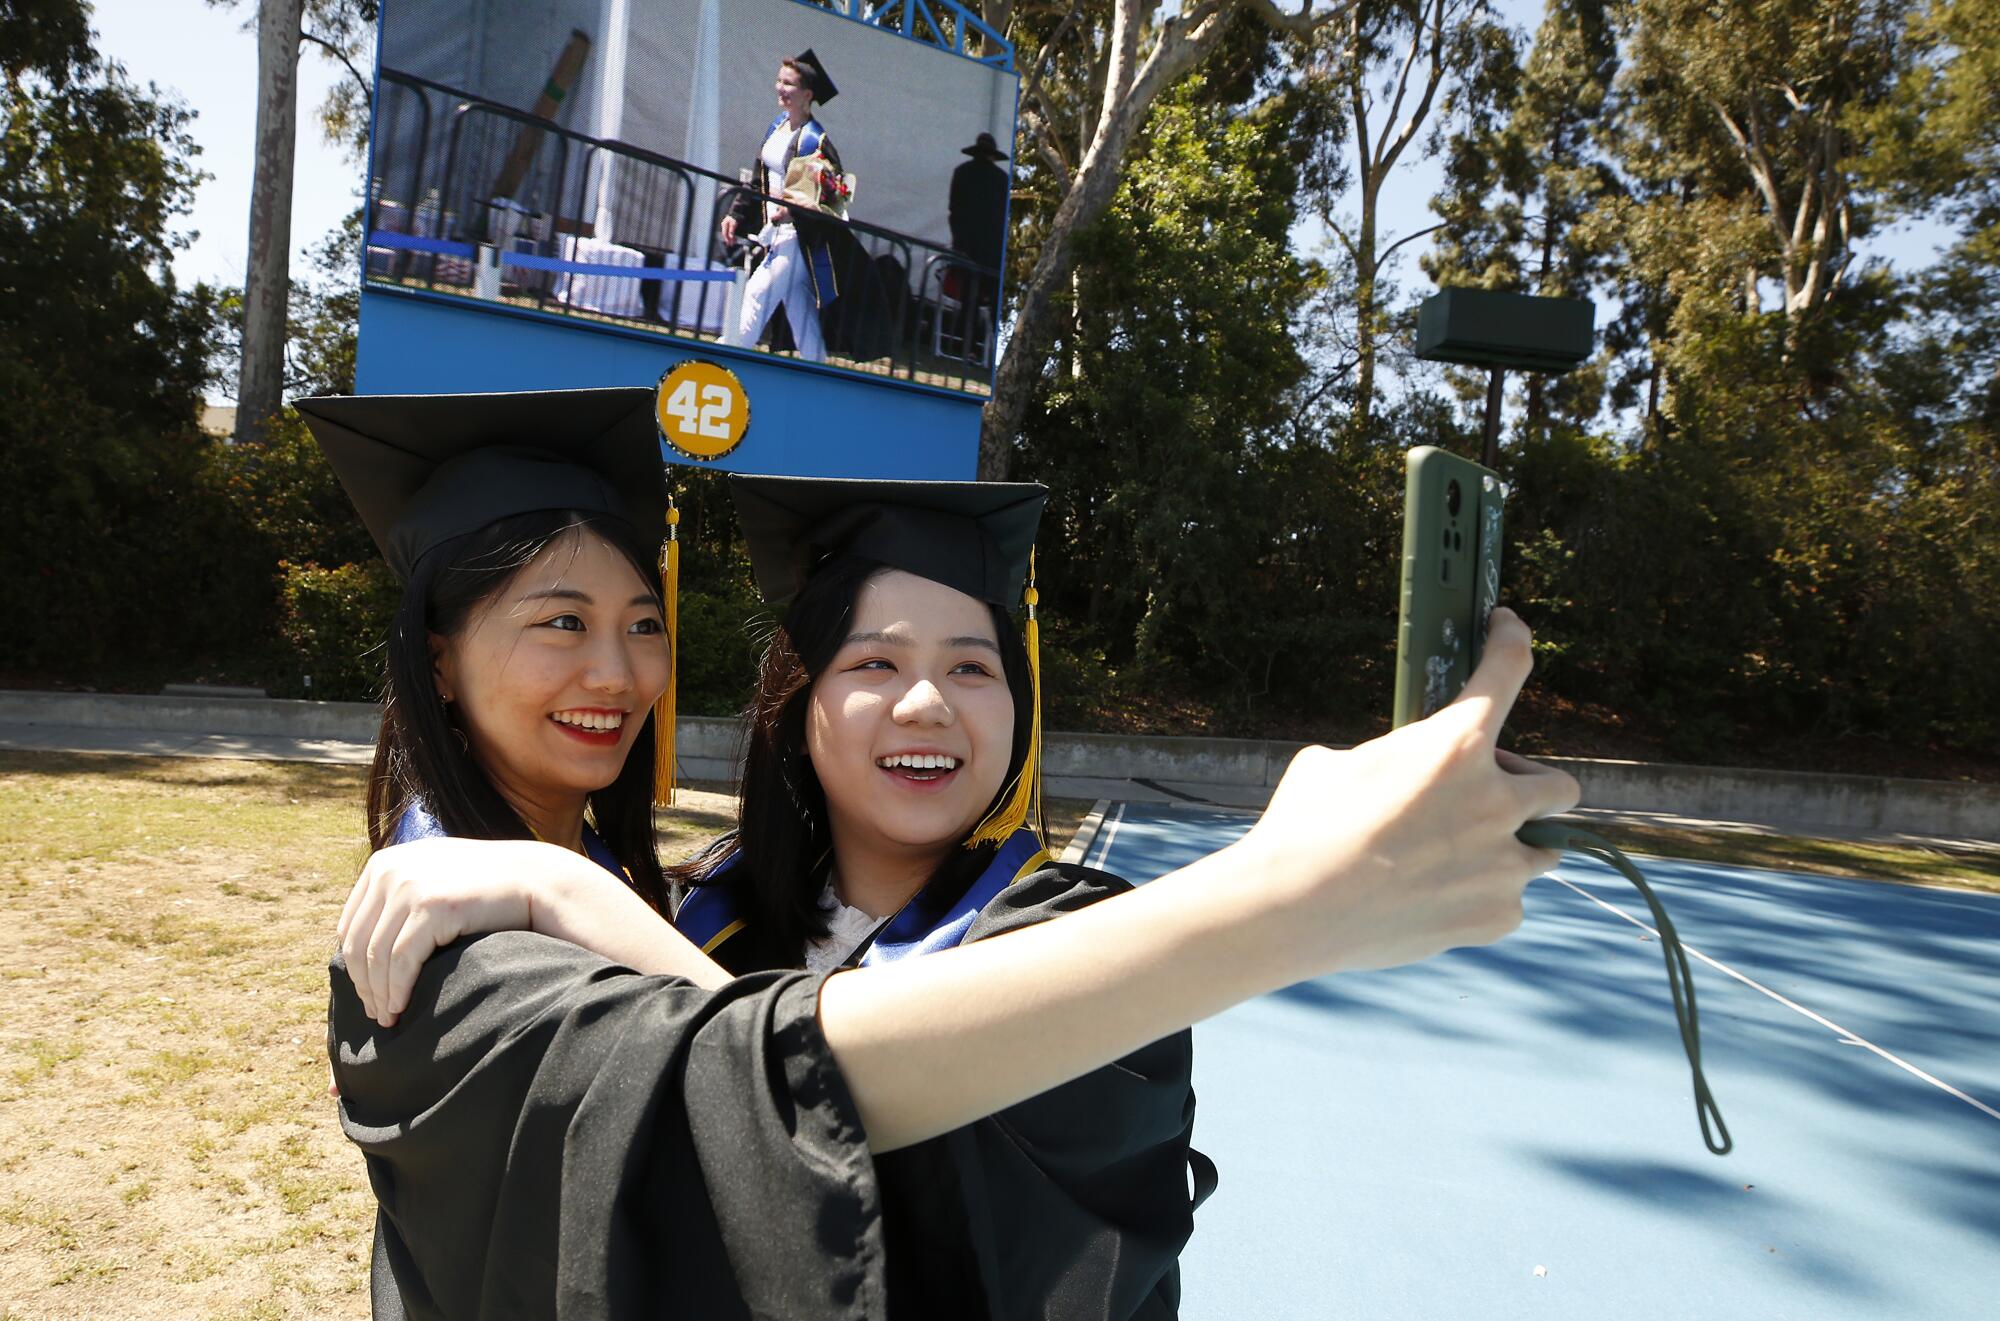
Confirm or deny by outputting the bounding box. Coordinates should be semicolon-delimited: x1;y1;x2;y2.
1083;803;2000;1319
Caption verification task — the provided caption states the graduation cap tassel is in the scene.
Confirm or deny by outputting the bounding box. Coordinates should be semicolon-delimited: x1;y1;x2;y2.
966;549;1043;848
1025;552;1045;841
653;500;680;807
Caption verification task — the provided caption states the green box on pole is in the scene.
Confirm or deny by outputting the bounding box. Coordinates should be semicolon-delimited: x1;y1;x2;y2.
1415;288;1595;374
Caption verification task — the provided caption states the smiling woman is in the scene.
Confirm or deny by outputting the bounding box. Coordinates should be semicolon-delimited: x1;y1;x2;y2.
295;387;693;917
672;475;1055;972
810;570;1018;908
653;475;1211;1314
428;531;670;833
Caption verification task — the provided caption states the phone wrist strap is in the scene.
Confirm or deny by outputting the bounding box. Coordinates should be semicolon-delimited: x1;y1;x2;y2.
1518;821;1732;1156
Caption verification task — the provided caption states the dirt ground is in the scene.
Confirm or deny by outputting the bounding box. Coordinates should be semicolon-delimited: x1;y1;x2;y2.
0;750;1095;1319
0;754;740;1320
0;753;379;1319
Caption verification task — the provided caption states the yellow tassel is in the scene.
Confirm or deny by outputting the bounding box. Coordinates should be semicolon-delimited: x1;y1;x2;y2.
966;549;1043;848
653;501;680;807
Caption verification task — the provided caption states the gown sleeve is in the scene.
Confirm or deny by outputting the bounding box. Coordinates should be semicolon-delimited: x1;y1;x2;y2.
876;865;1205;1321
328;930;886;1321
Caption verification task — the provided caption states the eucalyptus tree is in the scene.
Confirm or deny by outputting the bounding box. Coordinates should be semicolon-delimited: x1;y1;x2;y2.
1617;0;1912;330
211;0;375;444
1294;0;1514;434
975;0;1353;479
1012;70;1325;724
1425;0;1622;434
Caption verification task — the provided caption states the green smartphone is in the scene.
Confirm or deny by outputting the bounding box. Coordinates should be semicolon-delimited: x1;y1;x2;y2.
1392;446;1508;728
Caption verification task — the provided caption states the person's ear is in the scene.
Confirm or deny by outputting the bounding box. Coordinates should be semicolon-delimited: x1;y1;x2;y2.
429;633;456;704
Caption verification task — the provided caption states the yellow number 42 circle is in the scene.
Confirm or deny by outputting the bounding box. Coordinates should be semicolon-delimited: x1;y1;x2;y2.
655;360;750;460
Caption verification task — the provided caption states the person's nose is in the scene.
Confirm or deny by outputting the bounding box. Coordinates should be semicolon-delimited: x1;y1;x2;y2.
581;636;636;696
892;677;954;727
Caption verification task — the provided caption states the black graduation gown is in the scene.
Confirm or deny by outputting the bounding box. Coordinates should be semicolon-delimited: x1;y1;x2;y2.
328;868;1207;1319
329;937;886;1320
687;858;1208;1320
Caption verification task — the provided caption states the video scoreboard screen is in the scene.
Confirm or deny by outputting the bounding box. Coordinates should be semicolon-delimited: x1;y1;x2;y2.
357;0;1020;477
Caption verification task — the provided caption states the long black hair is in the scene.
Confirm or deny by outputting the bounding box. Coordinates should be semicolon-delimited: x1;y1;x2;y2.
367;510;670;913
672;555;1035;959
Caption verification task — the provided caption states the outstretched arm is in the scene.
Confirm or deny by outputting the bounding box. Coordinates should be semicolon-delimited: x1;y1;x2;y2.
820;610;1577;1150
339;611;1575;1155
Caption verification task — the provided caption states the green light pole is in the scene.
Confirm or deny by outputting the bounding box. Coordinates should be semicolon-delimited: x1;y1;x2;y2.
1414;288;1596;468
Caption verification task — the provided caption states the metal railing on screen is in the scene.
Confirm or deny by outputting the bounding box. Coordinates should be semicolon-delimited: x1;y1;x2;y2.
364;69;1002;394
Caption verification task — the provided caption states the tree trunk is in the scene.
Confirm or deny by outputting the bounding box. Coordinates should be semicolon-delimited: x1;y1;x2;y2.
979;7;1212;480
1353;184;1379;435
235;0;305;443
1338;0;1451;443
979;120;1140;479
1526;209;1558;434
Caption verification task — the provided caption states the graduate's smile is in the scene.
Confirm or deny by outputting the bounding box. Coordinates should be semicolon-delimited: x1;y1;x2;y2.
550;706;628;748
809;570;1015;856
874;748;964;791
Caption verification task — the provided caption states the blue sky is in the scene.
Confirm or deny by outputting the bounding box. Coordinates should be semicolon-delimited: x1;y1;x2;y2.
93;0;362;293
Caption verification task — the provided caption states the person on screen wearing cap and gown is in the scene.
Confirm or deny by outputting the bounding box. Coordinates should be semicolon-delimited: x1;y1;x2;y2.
721;49;843;363
310;389;1583;1319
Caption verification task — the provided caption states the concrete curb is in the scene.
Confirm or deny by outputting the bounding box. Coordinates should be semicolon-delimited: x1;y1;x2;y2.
2;689;1994;842
1060;800;1113;867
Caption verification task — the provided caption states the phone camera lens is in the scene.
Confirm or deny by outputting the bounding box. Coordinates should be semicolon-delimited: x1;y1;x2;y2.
1446;479;1462;517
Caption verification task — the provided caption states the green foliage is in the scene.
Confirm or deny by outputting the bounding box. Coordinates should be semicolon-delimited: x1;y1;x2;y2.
1014;70;1473;738
674;586;768;719
211;408;376;568
211;208;363;400
0;5;267;682
275;559;398;700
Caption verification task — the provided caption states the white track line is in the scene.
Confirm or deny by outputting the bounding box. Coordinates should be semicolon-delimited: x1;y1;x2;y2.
1550;872;2000;1124
1087;801;1129;871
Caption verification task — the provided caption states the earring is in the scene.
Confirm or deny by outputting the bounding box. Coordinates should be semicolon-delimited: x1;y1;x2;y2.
452;727;469;754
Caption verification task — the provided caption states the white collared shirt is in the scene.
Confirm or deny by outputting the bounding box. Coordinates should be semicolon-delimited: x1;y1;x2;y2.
803;877;879;973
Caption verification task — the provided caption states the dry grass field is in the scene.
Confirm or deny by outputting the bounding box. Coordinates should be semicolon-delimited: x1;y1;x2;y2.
0;750;1094;1319
0;752;378;1319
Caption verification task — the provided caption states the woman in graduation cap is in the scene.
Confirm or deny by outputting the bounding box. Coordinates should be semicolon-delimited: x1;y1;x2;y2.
665;473;1210;1316
721;49;844;363
307;388;1582;1319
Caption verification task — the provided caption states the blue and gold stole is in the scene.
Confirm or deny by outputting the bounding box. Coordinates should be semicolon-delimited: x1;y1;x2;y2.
675;828;1051;967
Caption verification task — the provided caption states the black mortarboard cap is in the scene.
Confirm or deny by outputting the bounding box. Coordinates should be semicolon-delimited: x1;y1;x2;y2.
729;474;1045;608
791;48;837;104
293;388;665;581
